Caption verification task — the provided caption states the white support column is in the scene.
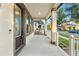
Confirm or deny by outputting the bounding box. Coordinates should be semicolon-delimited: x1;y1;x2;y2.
51;11;57;33
56;32;59;46
44;19;47;36
51;10;58;46
34;22;36;32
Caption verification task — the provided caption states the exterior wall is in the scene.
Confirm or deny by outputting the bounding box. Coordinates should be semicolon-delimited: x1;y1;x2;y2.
0;3;14;56
26;32;34;45
76;25;79;30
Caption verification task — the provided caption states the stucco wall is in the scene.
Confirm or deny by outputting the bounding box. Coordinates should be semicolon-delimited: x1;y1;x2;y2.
26;33;34;45
0;3;14;56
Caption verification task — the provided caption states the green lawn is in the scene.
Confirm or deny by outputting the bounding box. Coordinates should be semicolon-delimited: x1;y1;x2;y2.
59;36;69;48
75;44;79;49
59;33;69;38
59;31;79;50
59;36;79;49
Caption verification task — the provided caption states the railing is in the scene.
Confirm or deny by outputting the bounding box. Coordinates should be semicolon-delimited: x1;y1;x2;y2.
58;33;70;55
58;34;79;56
47;31;79;56
70;35;79;56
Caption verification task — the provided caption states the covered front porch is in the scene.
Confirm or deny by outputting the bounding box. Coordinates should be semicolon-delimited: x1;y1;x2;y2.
0;3;78;56
17;3;68;56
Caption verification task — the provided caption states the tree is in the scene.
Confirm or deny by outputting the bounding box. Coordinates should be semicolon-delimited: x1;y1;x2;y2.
57;8;66;25
65;3;79;23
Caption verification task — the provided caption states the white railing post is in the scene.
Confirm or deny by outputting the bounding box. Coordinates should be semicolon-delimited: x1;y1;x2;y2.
75;38;79;56
70;35;75;56
77;39;79;56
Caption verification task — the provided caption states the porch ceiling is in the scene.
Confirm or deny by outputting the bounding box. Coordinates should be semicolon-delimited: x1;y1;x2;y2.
25;3;60;19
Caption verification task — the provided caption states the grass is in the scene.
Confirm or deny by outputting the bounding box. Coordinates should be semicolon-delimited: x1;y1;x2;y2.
59;36;69;48
59;33;69;38
59;36;79;49
59;31;79;50
75;44;79;49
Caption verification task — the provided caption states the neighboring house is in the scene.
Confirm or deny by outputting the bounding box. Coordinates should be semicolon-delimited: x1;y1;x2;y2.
60;21;79;31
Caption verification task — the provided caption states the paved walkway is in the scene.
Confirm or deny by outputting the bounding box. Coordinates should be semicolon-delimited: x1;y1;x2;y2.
18;35;68;56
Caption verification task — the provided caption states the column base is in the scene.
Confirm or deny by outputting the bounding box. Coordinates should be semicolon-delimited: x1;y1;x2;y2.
50;41;56;45
44;34;47;36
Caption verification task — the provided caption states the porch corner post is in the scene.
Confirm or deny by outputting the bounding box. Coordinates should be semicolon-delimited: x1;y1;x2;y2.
51;9;58;46
56;32;59;46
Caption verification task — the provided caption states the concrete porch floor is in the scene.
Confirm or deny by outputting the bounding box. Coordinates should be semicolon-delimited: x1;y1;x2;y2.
18;35;68;56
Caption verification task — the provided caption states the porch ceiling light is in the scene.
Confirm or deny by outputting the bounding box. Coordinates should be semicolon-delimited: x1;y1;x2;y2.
38;12;41;15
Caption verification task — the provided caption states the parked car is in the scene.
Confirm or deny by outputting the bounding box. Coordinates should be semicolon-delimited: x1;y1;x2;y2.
68;30;79;34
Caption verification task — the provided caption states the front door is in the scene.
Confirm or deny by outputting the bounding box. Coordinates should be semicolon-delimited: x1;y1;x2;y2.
14;4;24;54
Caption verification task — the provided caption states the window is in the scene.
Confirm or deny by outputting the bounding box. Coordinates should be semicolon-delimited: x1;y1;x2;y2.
25;13;29;34
24;11;33;35
15;5;21;37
